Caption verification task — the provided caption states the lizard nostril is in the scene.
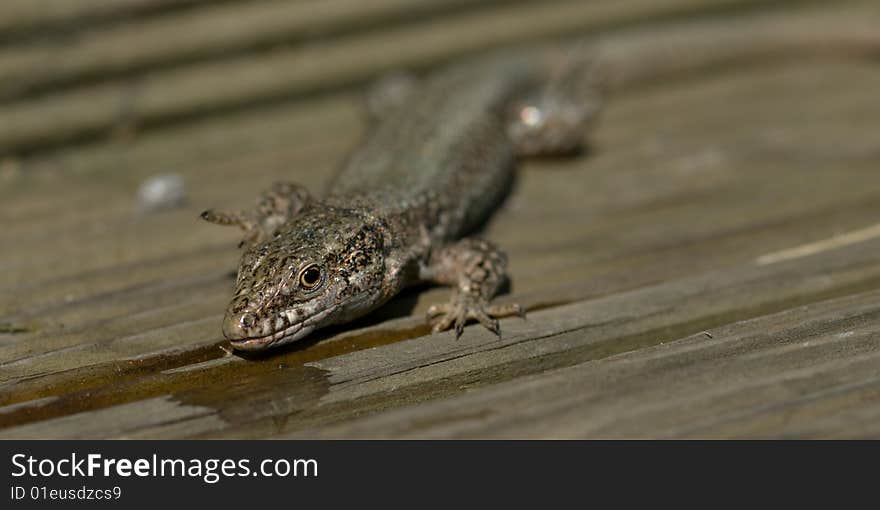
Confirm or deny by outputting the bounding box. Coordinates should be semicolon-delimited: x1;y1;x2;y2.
222;311;255;341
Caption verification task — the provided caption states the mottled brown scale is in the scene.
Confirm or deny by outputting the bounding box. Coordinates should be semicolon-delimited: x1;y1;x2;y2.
201;44;602;350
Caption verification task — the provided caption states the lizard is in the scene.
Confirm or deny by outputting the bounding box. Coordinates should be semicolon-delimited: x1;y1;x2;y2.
196;6;880;352
201;44;603;351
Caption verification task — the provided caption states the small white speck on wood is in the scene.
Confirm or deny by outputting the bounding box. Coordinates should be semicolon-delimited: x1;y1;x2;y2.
137;174;187;213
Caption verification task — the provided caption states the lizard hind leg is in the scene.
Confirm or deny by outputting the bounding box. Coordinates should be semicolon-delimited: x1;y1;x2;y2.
507;46;605;157
421;238;524;339
201;181;313;248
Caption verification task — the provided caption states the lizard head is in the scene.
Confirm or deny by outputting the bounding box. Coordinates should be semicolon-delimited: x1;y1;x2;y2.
221;207;386;351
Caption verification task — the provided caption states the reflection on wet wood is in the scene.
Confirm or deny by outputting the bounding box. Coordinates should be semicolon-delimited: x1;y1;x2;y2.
2;0;880;438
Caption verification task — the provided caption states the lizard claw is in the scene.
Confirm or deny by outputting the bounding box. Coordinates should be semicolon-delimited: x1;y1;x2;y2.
426;298;522;339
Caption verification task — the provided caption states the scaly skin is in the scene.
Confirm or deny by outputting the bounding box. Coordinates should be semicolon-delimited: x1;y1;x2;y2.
202;45;602;350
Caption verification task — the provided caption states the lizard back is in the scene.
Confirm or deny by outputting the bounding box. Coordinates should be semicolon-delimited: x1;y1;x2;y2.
324;50;556;242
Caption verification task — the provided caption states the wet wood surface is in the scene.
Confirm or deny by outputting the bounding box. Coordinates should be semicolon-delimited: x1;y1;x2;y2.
2;0;880;438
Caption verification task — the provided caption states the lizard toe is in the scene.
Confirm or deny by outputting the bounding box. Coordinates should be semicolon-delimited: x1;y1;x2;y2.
426;303;452;319
468;306;501;336
427;296;518;338
429;308;457;333
486;303;526;319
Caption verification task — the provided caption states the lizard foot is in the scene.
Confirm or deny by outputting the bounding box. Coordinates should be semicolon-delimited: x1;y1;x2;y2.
201;181;313;249
426;298;524;339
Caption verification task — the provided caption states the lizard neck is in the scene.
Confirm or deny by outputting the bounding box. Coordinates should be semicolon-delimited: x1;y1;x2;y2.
324;191;435;295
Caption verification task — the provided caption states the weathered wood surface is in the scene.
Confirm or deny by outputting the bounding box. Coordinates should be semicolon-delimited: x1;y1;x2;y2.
2;0;880;438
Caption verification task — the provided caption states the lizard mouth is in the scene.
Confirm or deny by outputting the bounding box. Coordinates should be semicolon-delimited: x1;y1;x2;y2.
228;305;338;351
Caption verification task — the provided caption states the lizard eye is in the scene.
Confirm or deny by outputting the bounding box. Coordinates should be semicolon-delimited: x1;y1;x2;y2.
299;264;323;289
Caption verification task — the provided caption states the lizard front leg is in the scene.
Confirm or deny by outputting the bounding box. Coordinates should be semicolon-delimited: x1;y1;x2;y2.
420;238;523;338
201;181;312;248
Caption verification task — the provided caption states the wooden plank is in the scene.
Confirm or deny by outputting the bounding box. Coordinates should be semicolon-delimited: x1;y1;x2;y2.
0;0;518;98
5;232;880;438
0;0;838;155
284;289;880;438
0;397;225;439
0;1;207;39
0;95;357;239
